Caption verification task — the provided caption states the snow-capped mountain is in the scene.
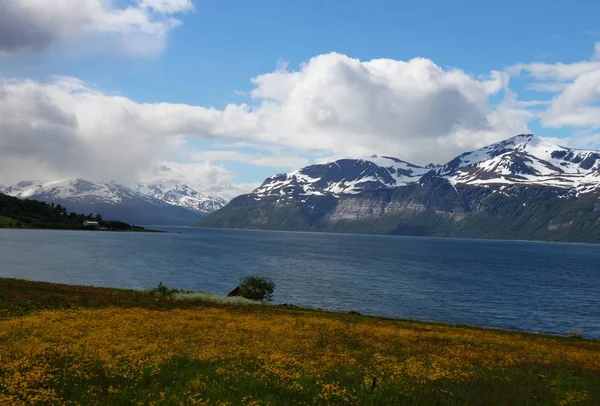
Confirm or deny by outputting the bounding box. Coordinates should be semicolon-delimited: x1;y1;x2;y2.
3;179;159;205
250;134;600;200
0;179;208;226
439;134;600;193
254;156;429;198
137;184;228;215
198;135;600;242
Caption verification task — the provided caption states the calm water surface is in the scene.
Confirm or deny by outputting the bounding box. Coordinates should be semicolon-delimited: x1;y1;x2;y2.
1;227;598;338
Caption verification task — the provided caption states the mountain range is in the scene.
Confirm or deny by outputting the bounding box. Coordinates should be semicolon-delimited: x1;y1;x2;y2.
195;134;600;243
1;180;227;226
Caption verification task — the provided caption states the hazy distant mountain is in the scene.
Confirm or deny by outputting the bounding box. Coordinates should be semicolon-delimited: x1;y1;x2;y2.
196;134;600;243
137;183;228;215
0;179;214;226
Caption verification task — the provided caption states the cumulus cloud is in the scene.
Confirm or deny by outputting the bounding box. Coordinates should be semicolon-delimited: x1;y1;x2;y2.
0;0;193;56
0;76;257;197
236;53;526;163
509;43;600;130
0;77;181;185
546;131;600;150
0;52;535;196
191;150;310;170
508;61;600;82
542;69;600;128
138;0;194;14
139;161;259;199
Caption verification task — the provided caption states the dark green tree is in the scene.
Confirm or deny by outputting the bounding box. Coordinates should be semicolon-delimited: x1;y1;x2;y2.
238;276;275;302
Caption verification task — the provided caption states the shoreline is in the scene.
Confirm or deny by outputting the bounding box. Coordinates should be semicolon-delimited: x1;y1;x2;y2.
0;226;166;233
190;225;600;245
2;277;599;404
1;277;596;341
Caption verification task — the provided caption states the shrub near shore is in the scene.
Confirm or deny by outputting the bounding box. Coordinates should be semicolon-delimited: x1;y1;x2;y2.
0;279;599;405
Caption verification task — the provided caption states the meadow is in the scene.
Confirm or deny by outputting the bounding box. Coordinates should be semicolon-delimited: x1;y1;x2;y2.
0;278;599;405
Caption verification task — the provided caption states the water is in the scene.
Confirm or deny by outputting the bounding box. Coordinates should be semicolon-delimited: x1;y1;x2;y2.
1;227;599;338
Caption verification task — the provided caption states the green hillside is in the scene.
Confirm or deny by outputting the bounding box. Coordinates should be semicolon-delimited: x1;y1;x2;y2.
0;193;148;231
195;180;600;243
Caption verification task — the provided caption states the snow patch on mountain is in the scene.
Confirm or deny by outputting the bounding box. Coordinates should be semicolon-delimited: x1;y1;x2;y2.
1;179;161;205
249;134;600;202
254;155;429;199
137;184;228;215
440;134;600;193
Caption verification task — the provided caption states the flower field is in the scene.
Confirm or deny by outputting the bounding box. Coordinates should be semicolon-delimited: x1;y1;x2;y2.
0;279;599;405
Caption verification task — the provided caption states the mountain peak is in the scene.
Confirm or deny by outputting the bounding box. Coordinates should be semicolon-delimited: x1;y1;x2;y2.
248;134;600;201
502;134;559;153
254;155;428;198
441;134;600;191
137;183;228;215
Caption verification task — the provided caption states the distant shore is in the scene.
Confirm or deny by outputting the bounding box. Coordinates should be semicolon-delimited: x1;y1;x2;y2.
0;225;166;233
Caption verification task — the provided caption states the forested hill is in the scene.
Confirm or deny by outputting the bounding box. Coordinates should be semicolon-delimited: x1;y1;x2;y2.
0;193;147;231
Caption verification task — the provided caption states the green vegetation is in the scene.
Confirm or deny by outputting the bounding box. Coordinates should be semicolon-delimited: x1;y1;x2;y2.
570;329;585;340
143;282;261;305
173;291;260;305
145;282;194;298
239;275;276;302
0;278;599;405
0;215;15;226
0;193;151;232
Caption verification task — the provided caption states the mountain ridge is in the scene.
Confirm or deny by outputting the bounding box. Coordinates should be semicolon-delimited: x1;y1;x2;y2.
1;179;227;226
136;183;228;215
195;134;600;243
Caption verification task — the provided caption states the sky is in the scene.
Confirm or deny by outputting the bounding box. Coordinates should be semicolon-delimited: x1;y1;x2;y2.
1;0;600;198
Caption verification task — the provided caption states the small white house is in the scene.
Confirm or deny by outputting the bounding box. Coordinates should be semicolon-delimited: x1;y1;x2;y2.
82;220;100;228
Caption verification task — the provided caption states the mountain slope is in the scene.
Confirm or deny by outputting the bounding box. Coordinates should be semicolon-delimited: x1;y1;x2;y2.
195;134;600;242
198;178;600;242
1;179;202;226
254;155;429;199
439;134;600;192
137;184;228;215
0;193;147;231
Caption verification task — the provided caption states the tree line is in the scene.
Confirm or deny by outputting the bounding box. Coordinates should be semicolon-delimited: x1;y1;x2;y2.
0;193;140;231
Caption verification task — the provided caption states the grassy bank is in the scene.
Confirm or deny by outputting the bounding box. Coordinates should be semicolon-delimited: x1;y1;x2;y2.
0;279;599;405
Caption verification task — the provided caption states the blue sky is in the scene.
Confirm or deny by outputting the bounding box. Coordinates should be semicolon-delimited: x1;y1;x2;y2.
1;0;600;197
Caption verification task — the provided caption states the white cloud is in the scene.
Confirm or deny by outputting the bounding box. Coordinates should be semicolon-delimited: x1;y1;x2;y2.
526;82;569;93
508;61;600;81
0;52;535;197
542;69;600;128
0;0;193;56
0;77;180;185
507;42;600;132
137;0;194;14
0;76;260;197
191;150;310;170
546;131;600;150
235;53;526;163
139;161;258;199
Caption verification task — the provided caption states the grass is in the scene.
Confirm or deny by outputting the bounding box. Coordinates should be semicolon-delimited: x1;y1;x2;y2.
173;291;260;305
0;215;15;226
142;282;261;305
0;278;599;405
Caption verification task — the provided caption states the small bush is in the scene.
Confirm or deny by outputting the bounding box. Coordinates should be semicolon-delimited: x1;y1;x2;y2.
145;282;192;298
238;276;275;302
569;329;584;339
